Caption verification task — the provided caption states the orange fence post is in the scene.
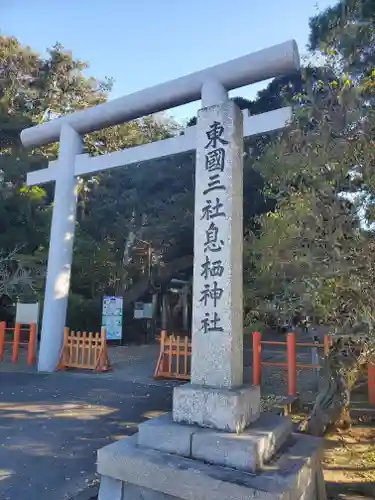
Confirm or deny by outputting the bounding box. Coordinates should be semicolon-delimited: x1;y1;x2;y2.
161;330;169;373
12;323;21;363
98;327;111;372
368;362;375;405
57;327;70;370
252;331;262;385
323;334;332;356
0;322;5;362
287;332;297;397
27;323;37;365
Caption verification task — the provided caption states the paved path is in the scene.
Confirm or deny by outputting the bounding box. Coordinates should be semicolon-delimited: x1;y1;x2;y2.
0;371;173;500
0;329;325;500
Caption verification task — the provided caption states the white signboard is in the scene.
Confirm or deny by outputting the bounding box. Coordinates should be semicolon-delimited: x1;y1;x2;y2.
134;302;144;319
143;303;153;319
16;302;39;325
102;296;123;340
134;302;153;319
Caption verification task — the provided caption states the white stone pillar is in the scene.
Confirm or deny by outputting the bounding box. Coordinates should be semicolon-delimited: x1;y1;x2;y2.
173;85;260;432
191;94;244;389
38;124;82;372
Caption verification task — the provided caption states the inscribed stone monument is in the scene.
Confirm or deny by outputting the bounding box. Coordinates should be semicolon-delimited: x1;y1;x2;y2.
173;98;260;433
192;101;243;389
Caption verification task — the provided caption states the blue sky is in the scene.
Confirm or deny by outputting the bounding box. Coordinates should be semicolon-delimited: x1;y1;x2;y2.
2;0;336;124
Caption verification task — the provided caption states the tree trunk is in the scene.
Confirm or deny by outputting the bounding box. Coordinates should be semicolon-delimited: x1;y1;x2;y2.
301;338;368;436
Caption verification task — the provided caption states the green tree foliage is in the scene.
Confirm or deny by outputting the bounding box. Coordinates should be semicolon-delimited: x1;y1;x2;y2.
0;35;183;315
247;53;375;433
250;63;375;322
309;0;375;77
0;34;277;328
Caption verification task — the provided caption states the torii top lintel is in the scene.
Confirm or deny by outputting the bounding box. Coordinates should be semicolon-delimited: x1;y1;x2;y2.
21;40;300;148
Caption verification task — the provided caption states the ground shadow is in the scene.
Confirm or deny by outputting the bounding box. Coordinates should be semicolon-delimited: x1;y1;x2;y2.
0;371;172;500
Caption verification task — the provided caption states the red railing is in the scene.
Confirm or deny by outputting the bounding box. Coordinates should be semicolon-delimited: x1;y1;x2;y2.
253;331;375;404
0;322;37;365
253;331;325;396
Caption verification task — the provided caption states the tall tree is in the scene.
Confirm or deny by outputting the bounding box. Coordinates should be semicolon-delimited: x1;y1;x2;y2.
309;0;375;77
0;35;179;314
248;66;375;434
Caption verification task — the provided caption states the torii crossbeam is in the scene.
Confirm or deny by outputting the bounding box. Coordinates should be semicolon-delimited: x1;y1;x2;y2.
27;107;291;186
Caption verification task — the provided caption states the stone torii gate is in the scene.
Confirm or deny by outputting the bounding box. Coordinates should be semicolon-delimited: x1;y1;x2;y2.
21;40;300;373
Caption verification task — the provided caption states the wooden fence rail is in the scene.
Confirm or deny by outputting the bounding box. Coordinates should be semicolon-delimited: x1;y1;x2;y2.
58;327;111;372
154;331;191;380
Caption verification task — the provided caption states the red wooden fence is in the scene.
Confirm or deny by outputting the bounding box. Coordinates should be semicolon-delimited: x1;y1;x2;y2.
252;331;375;405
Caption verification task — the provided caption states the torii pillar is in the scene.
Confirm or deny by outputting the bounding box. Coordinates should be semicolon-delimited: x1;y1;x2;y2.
39;125;82;372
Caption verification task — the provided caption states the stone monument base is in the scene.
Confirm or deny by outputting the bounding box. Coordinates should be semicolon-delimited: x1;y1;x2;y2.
97;412;326;500
173;383;260;432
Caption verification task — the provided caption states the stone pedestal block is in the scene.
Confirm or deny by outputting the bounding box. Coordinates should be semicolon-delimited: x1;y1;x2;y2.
97;432;326;500
173;383;260;432
191;412;293;472
137;412;292;473
138;413;198;457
